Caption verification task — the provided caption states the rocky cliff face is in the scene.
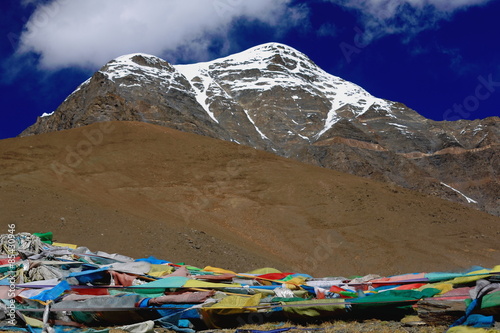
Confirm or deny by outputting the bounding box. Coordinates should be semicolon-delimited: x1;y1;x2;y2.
21;43;500;216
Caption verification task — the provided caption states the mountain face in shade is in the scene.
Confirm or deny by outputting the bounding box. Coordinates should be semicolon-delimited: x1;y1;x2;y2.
20;43;500;216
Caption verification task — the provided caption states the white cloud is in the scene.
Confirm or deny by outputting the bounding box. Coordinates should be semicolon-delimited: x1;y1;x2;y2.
317;23;337;37
17;0;298;69
330;0;494;41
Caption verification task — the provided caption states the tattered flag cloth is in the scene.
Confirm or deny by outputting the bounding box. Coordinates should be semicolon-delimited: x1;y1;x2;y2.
1;232;499;332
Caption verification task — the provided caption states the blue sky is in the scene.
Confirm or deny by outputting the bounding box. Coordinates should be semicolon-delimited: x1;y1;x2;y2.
1;0;499;140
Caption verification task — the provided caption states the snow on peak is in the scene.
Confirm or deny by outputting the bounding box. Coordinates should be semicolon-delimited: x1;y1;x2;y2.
175;42;393;139
77;43;394;134
201;42;313;72
102;53;173;82
112;53;169;68
114;52;160;61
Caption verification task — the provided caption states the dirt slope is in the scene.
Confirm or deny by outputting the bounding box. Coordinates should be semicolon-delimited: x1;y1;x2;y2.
1;121;499;276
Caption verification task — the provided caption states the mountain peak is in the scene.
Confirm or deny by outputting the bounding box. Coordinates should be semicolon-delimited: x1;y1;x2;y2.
249;41;296;50
111;53;167;67
19;43;499;217
100;52;176;83
196;42;314;73
176;42;393;142
237;42;308;60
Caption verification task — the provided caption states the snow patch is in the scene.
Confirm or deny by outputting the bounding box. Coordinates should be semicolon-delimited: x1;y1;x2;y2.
440;182;478;204
243;109;269;140
388;122;412;136
388;123;407;129
176;64;219;123
41;111;54;118
297;133;310;141
315;109;340;139
473;124;483;135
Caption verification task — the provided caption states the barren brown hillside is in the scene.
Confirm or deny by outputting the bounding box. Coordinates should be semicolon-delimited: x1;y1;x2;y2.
1;121;499;276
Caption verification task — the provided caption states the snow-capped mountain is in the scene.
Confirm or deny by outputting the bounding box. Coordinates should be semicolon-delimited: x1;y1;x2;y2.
21;43;499;216
175;43;392;142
